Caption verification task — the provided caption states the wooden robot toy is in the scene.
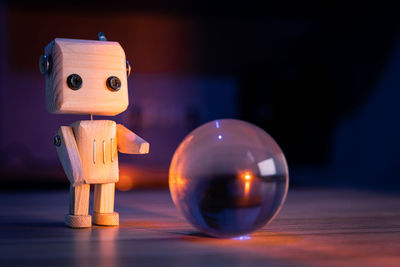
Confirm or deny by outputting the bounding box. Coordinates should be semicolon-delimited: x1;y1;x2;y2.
39;33;149;228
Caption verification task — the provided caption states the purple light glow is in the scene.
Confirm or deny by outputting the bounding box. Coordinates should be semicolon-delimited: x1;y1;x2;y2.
232;235;251;241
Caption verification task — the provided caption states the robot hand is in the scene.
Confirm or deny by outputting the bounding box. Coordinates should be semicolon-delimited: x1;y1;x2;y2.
116;124;149;154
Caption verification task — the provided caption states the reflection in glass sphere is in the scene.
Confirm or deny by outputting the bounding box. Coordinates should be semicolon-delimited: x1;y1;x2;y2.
169;119;289;238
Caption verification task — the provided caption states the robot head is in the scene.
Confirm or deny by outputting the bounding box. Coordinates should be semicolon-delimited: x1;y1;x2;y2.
40;38;130;116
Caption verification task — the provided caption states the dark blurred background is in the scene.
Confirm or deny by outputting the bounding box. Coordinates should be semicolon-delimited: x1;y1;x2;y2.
0;0;399;191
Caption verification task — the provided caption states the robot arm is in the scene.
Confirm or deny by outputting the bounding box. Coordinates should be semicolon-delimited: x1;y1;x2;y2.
116;124;149;154
55;126;84;186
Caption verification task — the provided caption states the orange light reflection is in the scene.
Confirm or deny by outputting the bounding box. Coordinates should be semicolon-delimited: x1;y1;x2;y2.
244;181;251;196
239;170;253;196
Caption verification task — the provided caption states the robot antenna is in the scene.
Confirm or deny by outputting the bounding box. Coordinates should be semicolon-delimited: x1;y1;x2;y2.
98;32;108;41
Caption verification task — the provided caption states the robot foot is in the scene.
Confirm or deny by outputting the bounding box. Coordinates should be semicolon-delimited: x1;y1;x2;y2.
65;214;92;228
93;212;119;226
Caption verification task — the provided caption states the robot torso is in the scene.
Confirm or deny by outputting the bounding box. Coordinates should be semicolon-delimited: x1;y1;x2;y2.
71;120;119;184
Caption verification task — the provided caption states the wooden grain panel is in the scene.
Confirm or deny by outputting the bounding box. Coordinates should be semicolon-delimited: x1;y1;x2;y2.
69;184;90;216
0;189;399;267
94;183;115;214
71;120;119;184
44;38;129;116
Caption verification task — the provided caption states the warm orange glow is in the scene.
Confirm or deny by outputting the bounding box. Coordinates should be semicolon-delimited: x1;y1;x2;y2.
176;176;187;188
118;164;168;190
244;181;251;196
172;174;188;193
238;170;253;196
116;174;135;191
239;170;253;181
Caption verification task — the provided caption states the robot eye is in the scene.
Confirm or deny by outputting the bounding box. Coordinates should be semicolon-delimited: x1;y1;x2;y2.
106;76;121;91
67;74;83;90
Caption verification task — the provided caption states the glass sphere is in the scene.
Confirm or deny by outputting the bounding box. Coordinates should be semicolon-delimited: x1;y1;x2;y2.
169;119;289;238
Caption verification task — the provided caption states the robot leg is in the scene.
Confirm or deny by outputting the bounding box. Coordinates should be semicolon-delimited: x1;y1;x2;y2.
65;184;92;228
93;183;119;226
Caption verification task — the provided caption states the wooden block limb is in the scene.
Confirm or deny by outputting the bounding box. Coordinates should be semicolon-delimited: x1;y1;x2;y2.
66;184;91;228
94;183;115;214
69;184;90;215
93;183;119;226
56;126;84;186
117;124;149;154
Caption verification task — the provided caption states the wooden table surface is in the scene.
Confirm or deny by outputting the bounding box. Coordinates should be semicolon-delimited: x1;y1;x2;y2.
0;188;399;267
